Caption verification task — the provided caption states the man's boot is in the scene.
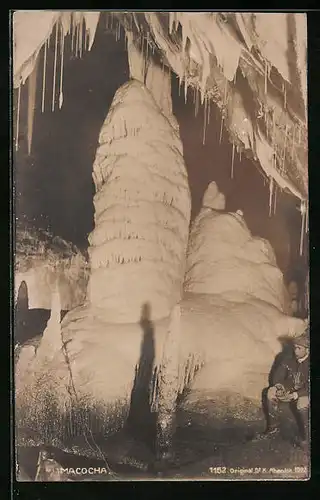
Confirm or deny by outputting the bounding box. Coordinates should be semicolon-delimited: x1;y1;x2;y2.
256;419;281;440
292;407;309;449
254;389;281;440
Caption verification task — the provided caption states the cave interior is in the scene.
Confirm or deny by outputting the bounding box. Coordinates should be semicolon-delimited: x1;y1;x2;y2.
12;11;311;480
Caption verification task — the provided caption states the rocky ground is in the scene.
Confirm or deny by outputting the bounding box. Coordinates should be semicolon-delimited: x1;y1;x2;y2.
16;395;309;482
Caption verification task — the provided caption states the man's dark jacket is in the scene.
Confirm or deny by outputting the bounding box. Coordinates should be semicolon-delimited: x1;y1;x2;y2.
272;353;309;397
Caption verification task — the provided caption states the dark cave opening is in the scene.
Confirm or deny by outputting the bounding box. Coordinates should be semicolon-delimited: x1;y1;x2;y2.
14;15;306;282
14;13;129;251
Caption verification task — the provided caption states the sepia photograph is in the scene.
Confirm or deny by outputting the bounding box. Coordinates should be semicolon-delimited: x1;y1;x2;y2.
12;10;309;481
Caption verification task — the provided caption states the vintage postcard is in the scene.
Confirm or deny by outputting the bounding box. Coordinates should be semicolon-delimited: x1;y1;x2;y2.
12;10;309;481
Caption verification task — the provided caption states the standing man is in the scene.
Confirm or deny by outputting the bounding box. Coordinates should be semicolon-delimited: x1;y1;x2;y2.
256;330;310;448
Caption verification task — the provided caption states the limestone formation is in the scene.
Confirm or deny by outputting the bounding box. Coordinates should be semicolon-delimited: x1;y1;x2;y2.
87;79;191;323
182;191;306;406
185;195;287;311
15;225;89;310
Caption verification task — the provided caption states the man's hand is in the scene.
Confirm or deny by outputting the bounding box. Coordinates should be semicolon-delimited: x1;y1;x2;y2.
276;388;298;402
272;384;297;402
275;384;286;397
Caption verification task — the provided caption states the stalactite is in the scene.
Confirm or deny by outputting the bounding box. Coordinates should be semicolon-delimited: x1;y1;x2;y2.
219;115;224;144
182;21;187;54
239;147;242;162
203;97;207;145
231;142;235;178
272;149;276;177
27;57;38;155
75;22;79;57
269;176;274;217
264;59;268;95
59;23;65;110
190;357;196;386
41;40;47;113
71;15;76;55
207;98;211;125
284;82;287;110
200;48;210;104
273;184;277;215
305;202;308;234
283;123;288;171
184;76;188;104
80;18;83;55
200;86;205;106
15;81;21;151
189;357;197;386
291;125;296;160
272;111;276;146
142;38;147;73
146;33;149;61
52;23;59;112
299;200;306;256
79;19;83;57
184;356;191;388
161;62;165;101
223;78;228;104
264;108;268;140
195;88;199;116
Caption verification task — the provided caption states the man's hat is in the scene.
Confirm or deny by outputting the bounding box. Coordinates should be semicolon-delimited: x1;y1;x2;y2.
293;332;310;349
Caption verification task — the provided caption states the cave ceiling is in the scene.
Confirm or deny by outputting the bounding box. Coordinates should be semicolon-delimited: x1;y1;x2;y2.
13;11;308;205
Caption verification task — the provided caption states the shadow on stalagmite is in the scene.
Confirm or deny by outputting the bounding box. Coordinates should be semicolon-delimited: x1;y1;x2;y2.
126;302;157;449
268;336;295;388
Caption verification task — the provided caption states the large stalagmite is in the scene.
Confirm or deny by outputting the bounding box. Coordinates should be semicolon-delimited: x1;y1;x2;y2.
180;182;303;405
87;79;191;323
15;74;193;444
185;182;288;311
